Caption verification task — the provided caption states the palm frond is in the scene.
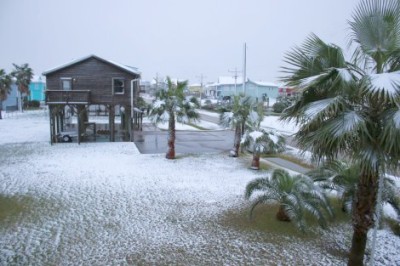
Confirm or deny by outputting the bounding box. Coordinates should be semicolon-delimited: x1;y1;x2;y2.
248;194;279;219
244;177;271;199
349;0;400;72
364;71;400;101
380;108;400;166
245;169;334;232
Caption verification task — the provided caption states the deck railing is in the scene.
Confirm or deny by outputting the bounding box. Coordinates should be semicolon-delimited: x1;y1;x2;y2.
46;90;91;104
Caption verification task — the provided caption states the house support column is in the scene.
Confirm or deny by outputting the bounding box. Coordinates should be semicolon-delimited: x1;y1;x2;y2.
126;106;133;142
108;105;115;142
77;105;87;145
49;105;55;144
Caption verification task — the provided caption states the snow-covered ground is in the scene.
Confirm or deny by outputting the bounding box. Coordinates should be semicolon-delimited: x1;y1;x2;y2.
0;110;399;265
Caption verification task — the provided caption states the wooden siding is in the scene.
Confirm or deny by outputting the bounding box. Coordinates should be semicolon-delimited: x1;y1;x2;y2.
45;57;140;105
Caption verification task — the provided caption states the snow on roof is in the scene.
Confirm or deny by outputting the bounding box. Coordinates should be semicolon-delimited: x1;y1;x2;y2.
251;80;279;87
208;77;279;87
42;55;141;76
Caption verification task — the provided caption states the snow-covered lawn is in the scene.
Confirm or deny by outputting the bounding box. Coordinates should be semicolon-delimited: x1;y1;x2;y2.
0;111;399;265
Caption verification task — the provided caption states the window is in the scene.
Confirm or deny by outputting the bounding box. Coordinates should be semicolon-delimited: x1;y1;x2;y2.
113;78;125;94
61;78;72;91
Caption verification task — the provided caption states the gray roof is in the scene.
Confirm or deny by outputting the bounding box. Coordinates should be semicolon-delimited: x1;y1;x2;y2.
42;54;141;76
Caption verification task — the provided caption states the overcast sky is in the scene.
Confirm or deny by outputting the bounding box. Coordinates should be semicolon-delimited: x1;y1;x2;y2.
0;0;360;84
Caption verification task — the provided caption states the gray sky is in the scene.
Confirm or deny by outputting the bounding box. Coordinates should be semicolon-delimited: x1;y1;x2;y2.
0;0;359;84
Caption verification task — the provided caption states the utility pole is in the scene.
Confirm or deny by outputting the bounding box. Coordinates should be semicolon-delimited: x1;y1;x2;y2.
153;72;161;93
242;42;247;95
228;68;242;95
196;74;206;108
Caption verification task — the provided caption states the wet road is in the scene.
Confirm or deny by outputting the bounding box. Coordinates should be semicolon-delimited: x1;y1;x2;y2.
134;128;234;154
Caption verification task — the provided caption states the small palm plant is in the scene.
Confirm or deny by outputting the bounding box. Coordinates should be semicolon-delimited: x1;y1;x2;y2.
245;169;334;231
308;160;400;216
241;107;285;170
149;76;199;159
219;95;252;157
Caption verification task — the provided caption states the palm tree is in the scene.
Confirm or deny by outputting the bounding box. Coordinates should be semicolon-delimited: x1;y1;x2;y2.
241;107;285;170
280;1;400;264
149;76;199;159
245;169;334;231
0;69;12;119
11;63;33;112
308;160;400;216
219;94;252;157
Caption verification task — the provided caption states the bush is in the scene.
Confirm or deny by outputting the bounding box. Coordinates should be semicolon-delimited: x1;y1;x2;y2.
24;100;40;108
272;102;288;113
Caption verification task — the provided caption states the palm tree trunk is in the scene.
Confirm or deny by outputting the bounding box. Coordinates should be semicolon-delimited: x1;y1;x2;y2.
276;204;291;222
166;112;175;159
348;172;378;266
251;153;260;170
231;125;241;157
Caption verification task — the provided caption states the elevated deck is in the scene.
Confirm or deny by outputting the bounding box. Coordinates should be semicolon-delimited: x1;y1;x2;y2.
46;90;91;105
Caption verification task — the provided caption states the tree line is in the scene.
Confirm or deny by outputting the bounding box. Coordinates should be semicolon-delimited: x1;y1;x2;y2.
0;63;33;119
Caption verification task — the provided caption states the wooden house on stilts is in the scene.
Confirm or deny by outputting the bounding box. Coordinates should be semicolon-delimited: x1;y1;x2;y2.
43;55;142;144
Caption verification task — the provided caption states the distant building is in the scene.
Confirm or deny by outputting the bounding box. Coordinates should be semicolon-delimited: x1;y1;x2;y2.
278;87;298;97
205;76;279;102
1;82;19;111
187;83;202;95
139;80;151;93
29;75;46;102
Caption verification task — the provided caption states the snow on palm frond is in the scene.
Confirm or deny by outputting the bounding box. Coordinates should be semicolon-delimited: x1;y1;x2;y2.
153;100;165;109
220;111;234;127
187;101;196;108
303;97;346;121
268;132;280;144
394;110;400;128
335;68;353;82
298;73;326;88
299;68;353;89
330;111;366;137
248;110;261;125
249;131;263;142
159;111;170;123
177;115;189;124
367;71;400;99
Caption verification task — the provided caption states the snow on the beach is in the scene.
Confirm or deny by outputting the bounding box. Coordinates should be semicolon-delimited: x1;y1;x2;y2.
0;110;399;265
